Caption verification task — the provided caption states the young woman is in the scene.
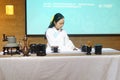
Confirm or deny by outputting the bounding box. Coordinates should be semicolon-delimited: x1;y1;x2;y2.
45;13;77;52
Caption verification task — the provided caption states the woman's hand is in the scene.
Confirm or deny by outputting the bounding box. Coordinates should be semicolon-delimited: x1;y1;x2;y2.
73;47;79;51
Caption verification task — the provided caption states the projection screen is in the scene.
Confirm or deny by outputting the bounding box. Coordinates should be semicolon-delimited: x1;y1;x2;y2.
25;0;120;36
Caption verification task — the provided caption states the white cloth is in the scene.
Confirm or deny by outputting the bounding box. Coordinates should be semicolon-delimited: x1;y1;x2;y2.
46;27;75;52
0;55;120;80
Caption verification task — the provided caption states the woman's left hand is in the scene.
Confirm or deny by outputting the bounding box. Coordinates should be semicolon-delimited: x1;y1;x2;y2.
73;47;79;51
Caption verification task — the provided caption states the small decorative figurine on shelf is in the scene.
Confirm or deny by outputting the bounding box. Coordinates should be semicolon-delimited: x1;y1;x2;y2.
2;34;8;41
86;41;92;55
22;35;29;56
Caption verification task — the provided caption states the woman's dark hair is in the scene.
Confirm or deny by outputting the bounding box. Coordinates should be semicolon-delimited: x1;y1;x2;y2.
44;13;64;39
48;13;64;28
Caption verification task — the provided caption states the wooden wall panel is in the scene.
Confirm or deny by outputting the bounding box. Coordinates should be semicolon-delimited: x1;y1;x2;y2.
0;0;120;51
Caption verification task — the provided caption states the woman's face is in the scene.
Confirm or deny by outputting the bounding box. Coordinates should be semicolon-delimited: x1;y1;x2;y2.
54;18;64;30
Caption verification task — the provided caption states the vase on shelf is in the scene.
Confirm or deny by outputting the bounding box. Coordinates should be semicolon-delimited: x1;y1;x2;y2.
22;35;29;56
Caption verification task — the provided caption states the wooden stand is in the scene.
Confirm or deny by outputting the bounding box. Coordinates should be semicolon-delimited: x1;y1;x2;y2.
3;46;20;56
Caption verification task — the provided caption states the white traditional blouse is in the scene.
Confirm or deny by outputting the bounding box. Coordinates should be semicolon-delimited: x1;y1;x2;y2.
46;27;75;52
